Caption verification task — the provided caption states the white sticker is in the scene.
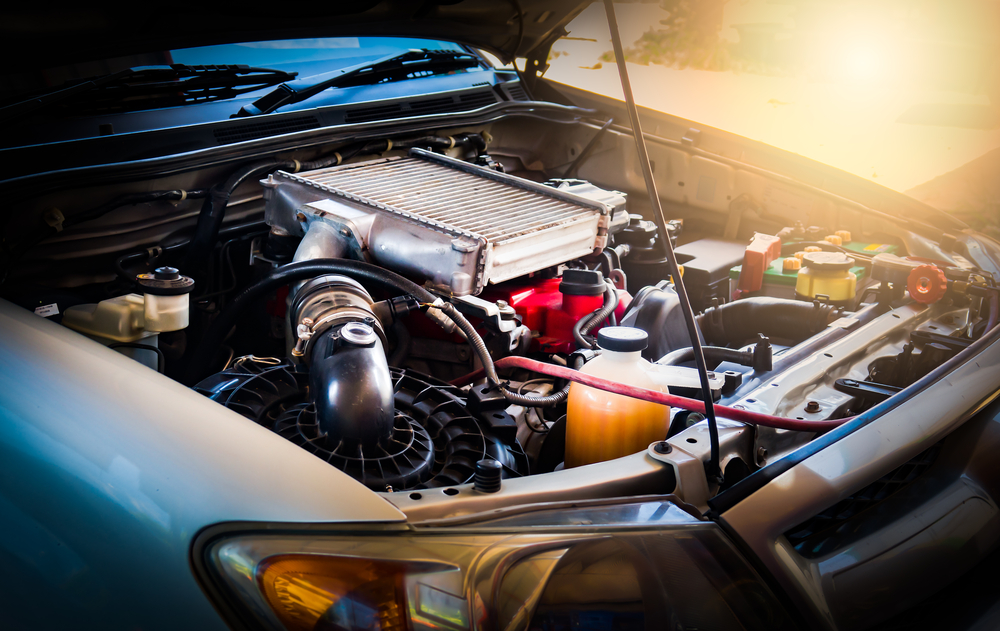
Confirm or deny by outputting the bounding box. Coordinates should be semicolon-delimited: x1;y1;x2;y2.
34;303;59;317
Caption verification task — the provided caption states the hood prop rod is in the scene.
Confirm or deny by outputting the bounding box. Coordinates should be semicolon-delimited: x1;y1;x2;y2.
603;0;722;482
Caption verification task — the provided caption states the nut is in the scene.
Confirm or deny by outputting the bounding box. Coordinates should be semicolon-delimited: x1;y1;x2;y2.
805;400;822;413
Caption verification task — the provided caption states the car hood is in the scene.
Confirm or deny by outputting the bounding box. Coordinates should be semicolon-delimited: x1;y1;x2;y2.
1;1;588;72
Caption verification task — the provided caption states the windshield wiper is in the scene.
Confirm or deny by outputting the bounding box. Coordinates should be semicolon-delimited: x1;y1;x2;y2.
0;64;297;125
232;49;481;118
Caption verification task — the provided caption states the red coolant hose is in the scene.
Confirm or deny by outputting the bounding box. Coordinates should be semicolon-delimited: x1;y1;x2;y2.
453;356;850;432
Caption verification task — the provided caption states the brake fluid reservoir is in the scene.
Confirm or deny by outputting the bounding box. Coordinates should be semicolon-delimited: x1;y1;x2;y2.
566;327;670;468
136;266;195;332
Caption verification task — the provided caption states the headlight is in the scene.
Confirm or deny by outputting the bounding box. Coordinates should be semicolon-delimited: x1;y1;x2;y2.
198;498;793;631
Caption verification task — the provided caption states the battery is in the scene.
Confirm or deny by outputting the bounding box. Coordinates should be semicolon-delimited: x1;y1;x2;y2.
729;241;898;301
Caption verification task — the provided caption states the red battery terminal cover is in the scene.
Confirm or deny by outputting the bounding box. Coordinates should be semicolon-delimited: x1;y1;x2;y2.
737;233;782;293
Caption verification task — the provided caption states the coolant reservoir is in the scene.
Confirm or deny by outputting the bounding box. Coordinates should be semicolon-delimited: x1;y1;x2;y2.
565;327;671;468
795;251;857;302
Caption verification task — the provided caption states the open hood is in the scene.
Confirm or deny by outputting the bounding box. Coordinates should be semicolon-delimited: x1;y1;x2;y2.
0;1;589;73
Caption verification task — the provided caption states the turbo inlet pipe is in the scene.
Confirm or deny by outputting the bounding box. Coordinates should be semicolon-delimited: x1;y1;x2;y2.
308;322;395;447
288;276;395;447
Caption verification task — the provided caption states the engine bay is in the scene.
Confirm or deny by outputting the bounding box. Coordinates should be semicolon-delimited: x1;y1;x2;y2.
5;115;997;515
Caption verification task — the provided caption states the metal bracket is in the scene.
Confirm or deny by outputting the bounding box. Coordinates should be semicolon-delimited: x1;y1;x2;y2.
834;378;902;404
452;294;529;352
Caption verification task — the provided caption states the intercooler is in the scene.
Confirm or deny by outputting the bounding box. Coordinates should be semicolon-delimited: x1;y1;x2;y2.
263;148;620;295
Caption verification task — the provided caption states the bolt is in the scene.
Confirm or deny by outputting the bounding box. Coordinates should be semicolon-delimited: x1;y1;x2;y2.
496;300;509;309
301;318;314;328
757;447;768;461
805;401;821;413
653;441;672;454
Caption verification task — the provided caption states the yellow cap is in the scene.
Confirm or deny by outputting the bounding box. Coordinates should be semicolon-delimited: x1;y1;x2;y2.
783;257;802;272
667;264;684;284
824;235;843;246
804;246;822;253
794;251;807;260
835;230;852;243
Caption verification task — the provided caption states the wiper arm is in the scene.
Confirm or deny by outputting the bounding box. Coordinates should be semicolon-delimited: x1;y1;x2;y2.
233;49;480;118
0;64;297;124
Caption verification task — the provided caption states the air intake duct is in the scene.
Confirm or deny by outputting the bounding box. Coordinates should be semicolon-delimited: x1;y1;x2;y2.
309;321;394;446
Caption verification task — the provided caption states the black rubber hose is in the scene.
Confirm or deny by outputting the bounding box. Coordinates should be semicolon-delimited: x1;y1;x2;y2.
658;346;753;367
181;141;391;273
396;133;487;153
115;249;157;283
387;320;412;366
697;297;839;347
183;161;296;271
183;258;442;385
115;220;269;285
573;280;618;350
182;254;556;409
66;189;209;228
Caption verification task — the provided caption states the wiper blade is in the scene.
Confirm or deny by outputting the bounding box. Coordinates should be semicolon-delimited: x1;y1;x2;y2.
0;64;297;124
233;49;480;118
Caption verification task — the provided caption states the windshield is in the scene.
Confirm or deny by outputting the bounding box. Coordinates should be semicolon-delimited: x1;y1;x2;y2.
546;1;999;236
1;36;485;147
171;37;469;73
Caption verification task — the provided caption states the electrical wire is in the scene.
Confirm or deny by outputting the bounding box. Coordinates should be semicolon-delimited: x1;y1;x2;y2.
517;379;556;434
573;279;618;349
563;117;615;178
604;0;722;480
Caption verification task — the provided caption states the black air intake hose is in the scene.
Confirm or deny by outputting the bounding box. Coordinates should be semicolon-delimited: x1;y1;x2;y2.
309;324;395;447
658;335;772;371
183;258;454;385
697;297;840;347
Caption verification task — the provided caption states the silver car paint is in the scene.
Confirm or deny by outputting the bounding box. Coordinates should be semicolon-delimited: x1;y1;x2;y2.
0;299;404;630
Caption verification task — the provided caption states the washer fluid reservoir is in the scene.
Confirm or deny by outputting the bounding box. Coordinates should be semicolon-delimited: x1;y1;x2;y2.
566;327;671;468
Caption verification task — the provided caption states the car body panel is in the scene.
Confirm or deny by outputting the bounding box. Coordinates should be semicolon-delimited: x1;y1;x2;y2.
0;299;404;629
719;329;1000;629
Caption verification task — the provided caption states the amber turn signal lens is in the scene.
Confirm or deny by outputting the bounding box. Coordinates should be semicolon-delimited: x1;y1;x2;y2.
256;554;409;631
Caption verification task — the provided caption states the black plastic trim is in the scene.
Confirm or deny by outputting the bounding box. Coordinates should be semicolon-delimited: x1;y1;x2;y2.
214;114;320;144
